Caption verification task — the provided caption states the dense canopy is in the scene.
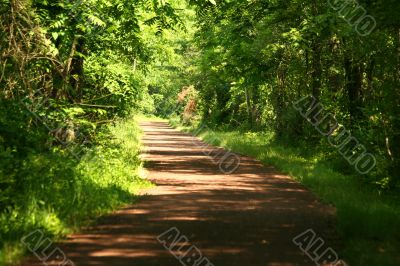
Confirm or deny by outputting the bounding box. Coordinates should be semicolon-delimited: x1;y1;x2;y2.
0;0;399;265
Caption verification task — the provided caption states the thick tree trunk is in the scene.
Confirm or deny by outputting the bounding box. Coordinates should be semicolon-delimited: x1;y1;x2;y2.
344;55;363;126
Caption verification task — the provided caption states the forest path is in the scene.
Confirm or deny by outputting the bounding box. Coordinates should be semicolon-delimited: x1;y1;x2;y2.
22;120;338;266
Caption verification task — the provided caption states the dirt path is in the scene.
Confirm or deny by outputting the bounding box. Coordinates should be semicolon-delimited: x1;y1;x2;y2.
22;120;338;266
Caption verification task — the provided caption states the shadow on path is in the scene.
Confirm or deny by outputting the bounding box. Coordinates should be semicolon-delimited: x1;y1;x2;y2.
21;120;338;266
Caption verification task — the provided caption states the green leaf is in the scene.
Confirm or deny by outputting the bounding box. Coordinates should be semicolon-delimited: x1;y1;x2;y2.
51;32;59;40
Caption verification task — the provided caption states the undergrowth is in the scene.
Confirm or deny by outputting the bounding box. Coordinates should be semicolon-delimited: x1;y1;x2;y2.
0;116;151;265
170;119;400;266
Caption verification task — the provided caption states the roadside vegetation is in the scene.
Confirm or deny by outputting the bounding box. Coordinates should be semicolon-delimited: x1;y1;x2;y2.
1;0;399;265
0;0;184;263
171;119;400;266
159;1;400;265
0;116;152;264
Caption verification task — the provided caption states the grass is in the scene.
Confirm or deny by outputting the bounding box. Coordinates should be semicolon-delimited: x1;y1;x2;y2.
136;113;167;122
0;116;152;265
170;119;400;266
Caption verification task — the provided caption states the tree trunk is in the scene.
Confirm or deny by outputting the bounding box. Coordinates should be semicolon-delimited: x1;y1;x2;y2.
345;55;363;126
311;0;321;103
244;86;252;127
69;34;85;102
275;69;285;137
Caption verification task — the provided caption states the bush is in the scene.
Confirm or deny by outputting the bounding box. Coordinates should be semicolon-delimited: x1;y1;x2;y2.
0;116;151;264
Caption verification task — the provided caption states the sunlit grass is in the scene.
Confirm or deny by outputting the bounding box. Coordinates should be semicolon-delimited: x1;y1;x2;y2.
0;116;152;265
136;114;168;122
173;122;400;266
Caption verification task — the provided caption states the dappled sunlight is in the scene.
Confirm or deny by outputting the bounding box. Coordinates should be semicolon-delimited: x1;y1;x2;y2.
22;121;338;266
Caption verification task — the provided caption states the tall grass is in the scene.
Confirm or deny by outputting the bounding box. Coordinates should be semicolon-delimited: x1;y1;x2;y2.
0;116;151;265
172;121;400;266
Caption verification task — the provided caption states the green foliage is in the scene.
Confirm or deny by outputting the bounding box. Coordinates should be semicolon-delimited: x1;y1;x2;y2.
0;116;151;264
176;123;400;266
171;0;400;190
1;0;400;264
0;0;180;264
142;0;198;117
84;54;149;117
151;1;400;265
